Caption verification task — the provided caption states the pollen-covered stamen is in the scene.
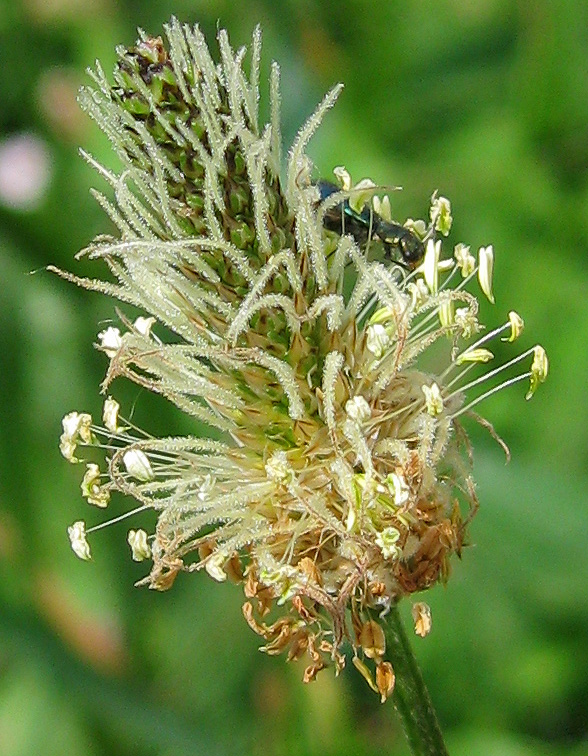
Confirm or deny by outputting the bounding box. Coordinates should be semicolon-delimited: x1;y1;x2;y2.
449;346;546;419
440;314;522;389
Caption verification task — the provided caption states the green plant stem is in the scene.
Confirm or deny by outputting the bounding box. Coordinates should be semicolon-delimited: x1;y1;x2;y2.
386;604;449;756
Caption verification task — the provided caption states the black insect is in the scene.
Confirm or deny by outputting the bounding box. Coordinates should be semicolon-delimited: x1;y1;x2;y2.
315;179;428;269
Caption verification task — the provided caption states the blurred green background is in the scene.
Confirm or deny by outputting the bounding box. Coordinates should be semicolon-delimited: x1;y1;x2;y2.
1;0;587;754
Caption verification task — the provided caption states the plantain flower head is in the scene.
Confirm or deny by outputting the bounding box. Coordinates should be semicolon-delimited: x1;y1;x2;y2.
54;19;547;701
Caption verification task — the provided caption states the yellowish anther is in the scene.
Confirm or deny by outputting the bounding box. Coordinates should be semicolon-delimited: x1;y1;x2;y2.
412;602;432;637
478;245;495;303
205;551;228;582
68;520;91;561
424;239;441;294
404;218;427;237
385;472;410;506
134;316;156;337
456;348;494;365
422;382;444;416
439;297;454;328
128;529;151;561
375;527;401;559
373;194;392;222
59;411;93;462
349;178;377;214
407;279;429;309
103;396;120;433
345;395;371;423
352;656;379;694
81;463;110;508
526;345;549;400
431;195;452;236
333;165;351;190
345;502;357;532
368;306;395;325
97;326;122;357
123;449;154;482
359;619;386;660
454;243;475;277
375;661;395;703
503;311;524;342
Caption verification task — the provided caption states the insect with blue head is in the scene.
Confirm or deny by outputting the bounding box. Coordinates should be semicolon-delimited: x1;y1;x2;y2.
315;179;433;269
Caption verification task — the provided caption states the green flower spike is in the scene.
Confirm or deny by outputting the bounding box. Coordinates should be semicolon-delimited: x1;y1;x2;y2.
53;19;547;725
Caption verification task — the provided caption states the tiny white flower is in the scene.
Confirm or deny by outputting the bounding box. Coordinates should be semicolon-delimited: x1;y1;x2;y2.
265;451;294;485
68;520;91;561
345;395;371;423
98;326;122;359
128;529;151;561
375;527;401;560
478;246;495;303
366;323;391;358
123;449;154;481
455;307;479;339
102;396;120;433
422;383;444;416
97;326;122;357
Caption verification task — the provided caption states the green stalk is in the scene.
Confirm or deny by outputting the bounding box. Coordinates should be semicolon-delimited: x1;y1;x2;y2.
386;605;449;756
